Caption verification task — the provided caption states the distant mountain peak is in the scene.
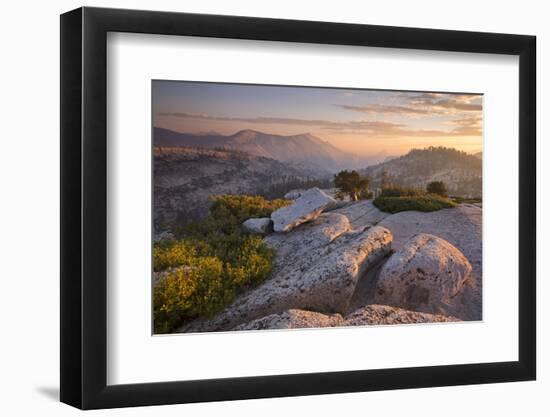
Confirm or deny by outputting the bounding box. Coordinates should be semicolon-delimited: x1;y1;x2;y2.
154;126;368;175
291;132;323;142
232;128;262;136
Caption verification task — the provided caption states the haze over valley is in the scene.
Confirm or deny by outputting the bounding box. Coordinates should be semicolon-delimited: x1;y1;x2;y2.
154;126;482;229
154;127;368;176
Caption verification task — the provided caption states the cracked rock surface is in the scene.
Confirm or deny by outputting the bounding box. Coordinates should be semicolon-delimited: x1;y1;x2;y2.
176;200;481;333
234;304;458;331
179;213;392;332
271;187;337;232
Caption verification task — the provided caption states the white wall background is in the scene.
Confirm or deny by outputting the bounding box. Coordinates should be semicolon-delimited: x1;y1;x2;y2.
0;0;546;415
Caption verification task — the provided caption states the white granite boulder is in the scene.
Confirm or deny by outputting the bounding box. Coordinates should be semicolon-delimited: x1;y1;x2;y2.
374;233;472;314
375;204;482;320
264;212;351;254
242;217;273;235
271;187;336;232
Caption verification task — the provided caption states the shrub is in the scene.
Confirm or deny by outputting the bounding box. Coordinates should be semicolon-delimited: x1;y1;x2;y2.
373;194;457;214
154;256;227;333
426;181;448;197
379;186;423;197
153;194;284;333
153;240;203;272
451;196;482;204
209;194;289;227
153;235;276;333
359;189;374;200
222;235;274;288
181;195;289;237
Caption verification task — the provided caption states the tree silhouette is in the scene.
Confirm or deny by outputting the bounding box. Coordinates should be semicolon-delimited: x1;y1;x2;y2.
334;170;370;201
427;181;448;197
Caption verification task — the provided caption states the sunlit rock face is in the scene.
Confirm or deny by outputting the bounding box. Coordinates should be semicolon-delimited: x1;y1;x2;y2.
375;233;472;315
180;214;392;333
271;187;337;232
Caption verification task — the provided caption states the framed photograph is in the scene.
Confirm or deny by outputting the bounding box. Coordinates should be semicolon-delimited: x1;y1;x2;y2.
60;7;536;409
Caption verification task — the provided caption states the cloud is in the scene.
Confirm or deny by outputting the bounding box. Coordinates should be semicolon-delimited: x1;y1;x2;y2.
336;104;432;116
405;93;482;112
326;115;482;137
159;112;414;133
444;115;483;136
336;93;482;116
447;115;482;126
158;111;482;137
158;112;350;128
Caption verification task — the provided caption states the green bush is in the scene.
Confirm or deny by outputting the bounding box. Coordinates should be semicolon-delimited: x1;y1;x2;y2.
359;190;374;200
210;194;289;226
154;256;228;334
451;196;482;204
373;194;457;214
182;194;290;237
153;236;275;333
379;186;424;197
426;181;448;197
153;194;285;333
153;240;203;272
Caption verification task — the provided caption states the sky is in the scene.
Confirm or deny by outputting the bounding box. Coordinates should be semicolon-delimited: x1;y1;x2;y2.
152;80;483;158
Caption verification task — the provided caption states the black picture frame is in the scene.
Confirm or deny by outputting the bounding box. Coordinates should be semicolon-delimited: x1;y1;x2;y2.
60;6;536;410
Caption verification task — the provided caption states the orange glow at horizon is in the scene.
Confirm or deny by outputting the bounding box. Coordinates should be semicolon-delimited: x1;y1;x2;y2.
153;81;483;159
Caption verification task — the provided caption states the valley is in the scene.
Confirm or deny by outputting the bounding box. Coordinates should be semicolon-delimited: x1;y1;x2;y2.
153;129;482;234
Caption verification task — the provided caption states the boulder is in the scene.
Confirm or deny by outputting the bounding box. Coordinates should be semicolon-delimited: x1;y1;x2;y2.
180;214;393;332
264;212;351;254
153;231;175;243
284;189;305;200
376;204;482;320
233;309;344;331
271;187;337;232
242;217;273;235
343;304;459;325
374;233;472;314
233;304;458;331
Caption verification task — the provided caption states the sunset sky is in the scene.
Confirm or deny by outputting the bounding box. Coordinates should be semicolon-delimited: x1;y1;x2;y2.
153;81;483;158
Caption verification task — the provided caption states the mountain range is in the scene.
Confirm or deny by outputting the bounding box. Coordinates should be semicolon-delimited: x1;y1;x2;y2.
361;147;482;197
154;127;367;176
153;135;483;233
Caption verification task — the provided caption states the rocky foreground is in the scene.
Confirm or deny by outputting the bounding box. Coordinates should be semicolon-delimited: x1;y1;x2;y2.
176;188;482;333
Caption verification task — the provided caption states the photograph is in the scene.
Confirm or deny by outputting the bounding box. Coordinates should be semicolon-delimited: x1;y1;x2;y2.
151;81;483;334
